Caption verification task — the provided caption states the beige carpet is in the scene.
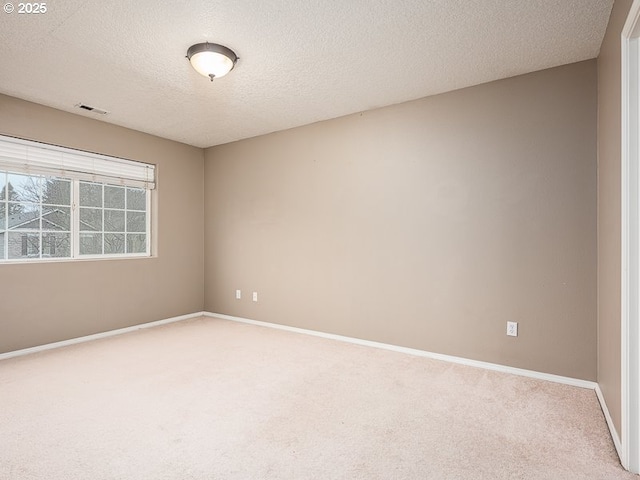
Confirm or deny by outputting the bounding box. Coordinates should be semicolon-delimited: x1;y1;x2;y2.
0;316;634;479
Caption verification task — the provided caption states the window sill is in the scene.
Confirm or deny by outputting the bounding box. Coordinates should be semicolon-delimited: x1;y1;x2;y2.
0;254;156;265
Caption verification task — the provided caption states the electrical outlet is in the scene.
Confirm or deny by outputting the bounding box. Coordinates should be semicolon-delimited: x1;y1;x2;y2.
235;289;241;300
507;321;518;337
252;292;258;302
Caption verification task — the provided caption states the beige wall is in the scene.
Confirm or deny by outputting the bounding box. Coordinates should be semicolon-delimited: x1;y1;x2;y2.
0;58;600;385
597;0;633;439
204;60;598;380
0;94;205;353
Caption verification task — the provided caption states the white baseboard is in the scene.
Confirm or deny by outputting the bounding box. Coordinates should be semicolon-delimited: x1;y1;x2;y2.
3;308;623;467
208;313;629;452
3;309;621;458
205;312;597;390
1;309;601;393
0;311;206;361
595;384;623;463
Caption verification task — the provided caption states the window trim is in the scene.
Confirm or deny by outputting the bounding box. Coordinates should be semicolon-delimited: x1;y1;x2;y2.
0;173;153;264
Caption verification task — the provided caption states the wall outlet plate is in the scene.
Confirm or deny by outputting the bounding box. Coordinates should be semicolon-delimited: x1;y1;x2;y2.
252;292;258;302
235;289;241;300
507;321;518;337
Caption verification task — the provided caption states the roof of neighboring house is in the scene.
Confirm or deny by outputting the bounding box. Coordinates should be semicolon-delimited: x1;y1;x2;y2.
7;209;71;231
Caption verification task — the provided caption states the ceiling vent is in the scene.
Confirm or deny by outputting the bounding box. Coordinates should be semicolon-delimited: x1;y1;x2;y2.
75;103;109;115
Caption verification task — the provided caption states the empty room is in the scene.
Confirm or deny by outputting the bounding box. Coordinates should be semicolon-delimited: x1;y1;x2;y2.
1;0;639;478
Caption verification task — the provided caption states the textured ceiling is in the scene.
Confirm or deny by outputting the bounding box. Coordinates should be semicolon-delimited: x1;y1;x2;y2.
0;0;613;148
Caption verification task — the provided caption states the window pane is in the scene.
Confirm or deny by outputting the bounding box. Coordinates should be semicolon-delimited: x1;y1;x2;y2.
127;234;146;254
105;233;125;254
127;188;146;210
8;174;44;203
105;186;125;209
80;208;102;231
8;232;39;259
42;206;71;231
43;178;71;206
6;202;24;218
79;233;102;255
4;182;20;202
0;174;150;262
79;182;102;207
127;211;146;233
9;204;40;230
42;233;71;258
104;210;125;232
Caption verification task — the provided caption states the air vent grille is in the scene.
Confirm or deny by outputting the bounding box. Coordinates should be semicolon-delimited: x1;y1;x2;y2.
75;103;109;115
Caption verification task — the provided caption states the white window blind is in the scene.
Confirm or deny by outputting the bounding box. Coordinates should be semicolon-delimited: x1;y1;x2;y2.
0;135;155;189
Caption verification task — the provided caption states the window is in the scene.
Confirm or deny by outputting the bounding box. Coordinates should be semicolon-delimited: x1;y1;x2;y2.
0;135;154;262
78;181;148;256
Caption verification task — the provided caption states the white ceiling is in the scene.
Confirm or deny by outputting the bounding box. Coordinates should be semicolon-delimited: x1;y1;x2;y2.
0;0;613;148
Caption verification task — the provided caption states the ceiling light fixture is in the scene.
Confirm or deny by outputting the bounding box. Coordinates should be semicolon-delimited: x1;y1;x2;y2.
186;42;238;81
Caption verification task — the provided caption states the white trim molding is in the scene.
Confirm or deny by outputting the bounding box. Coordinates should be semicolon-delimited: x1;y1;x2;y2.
0;311;206;361
596;384;624;461
0;310;599;392
206;312;597;390
621;0;640;472
1;309;622;461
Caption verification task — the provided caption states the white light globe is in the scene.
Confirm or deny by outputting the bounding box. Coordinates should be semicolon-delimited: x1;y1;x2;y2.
190;51;234;78
187;43;238;80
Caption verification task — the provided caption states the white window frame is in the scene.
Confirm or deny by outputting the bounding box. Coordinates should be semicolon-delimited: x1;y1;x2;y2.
71;180;152;260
